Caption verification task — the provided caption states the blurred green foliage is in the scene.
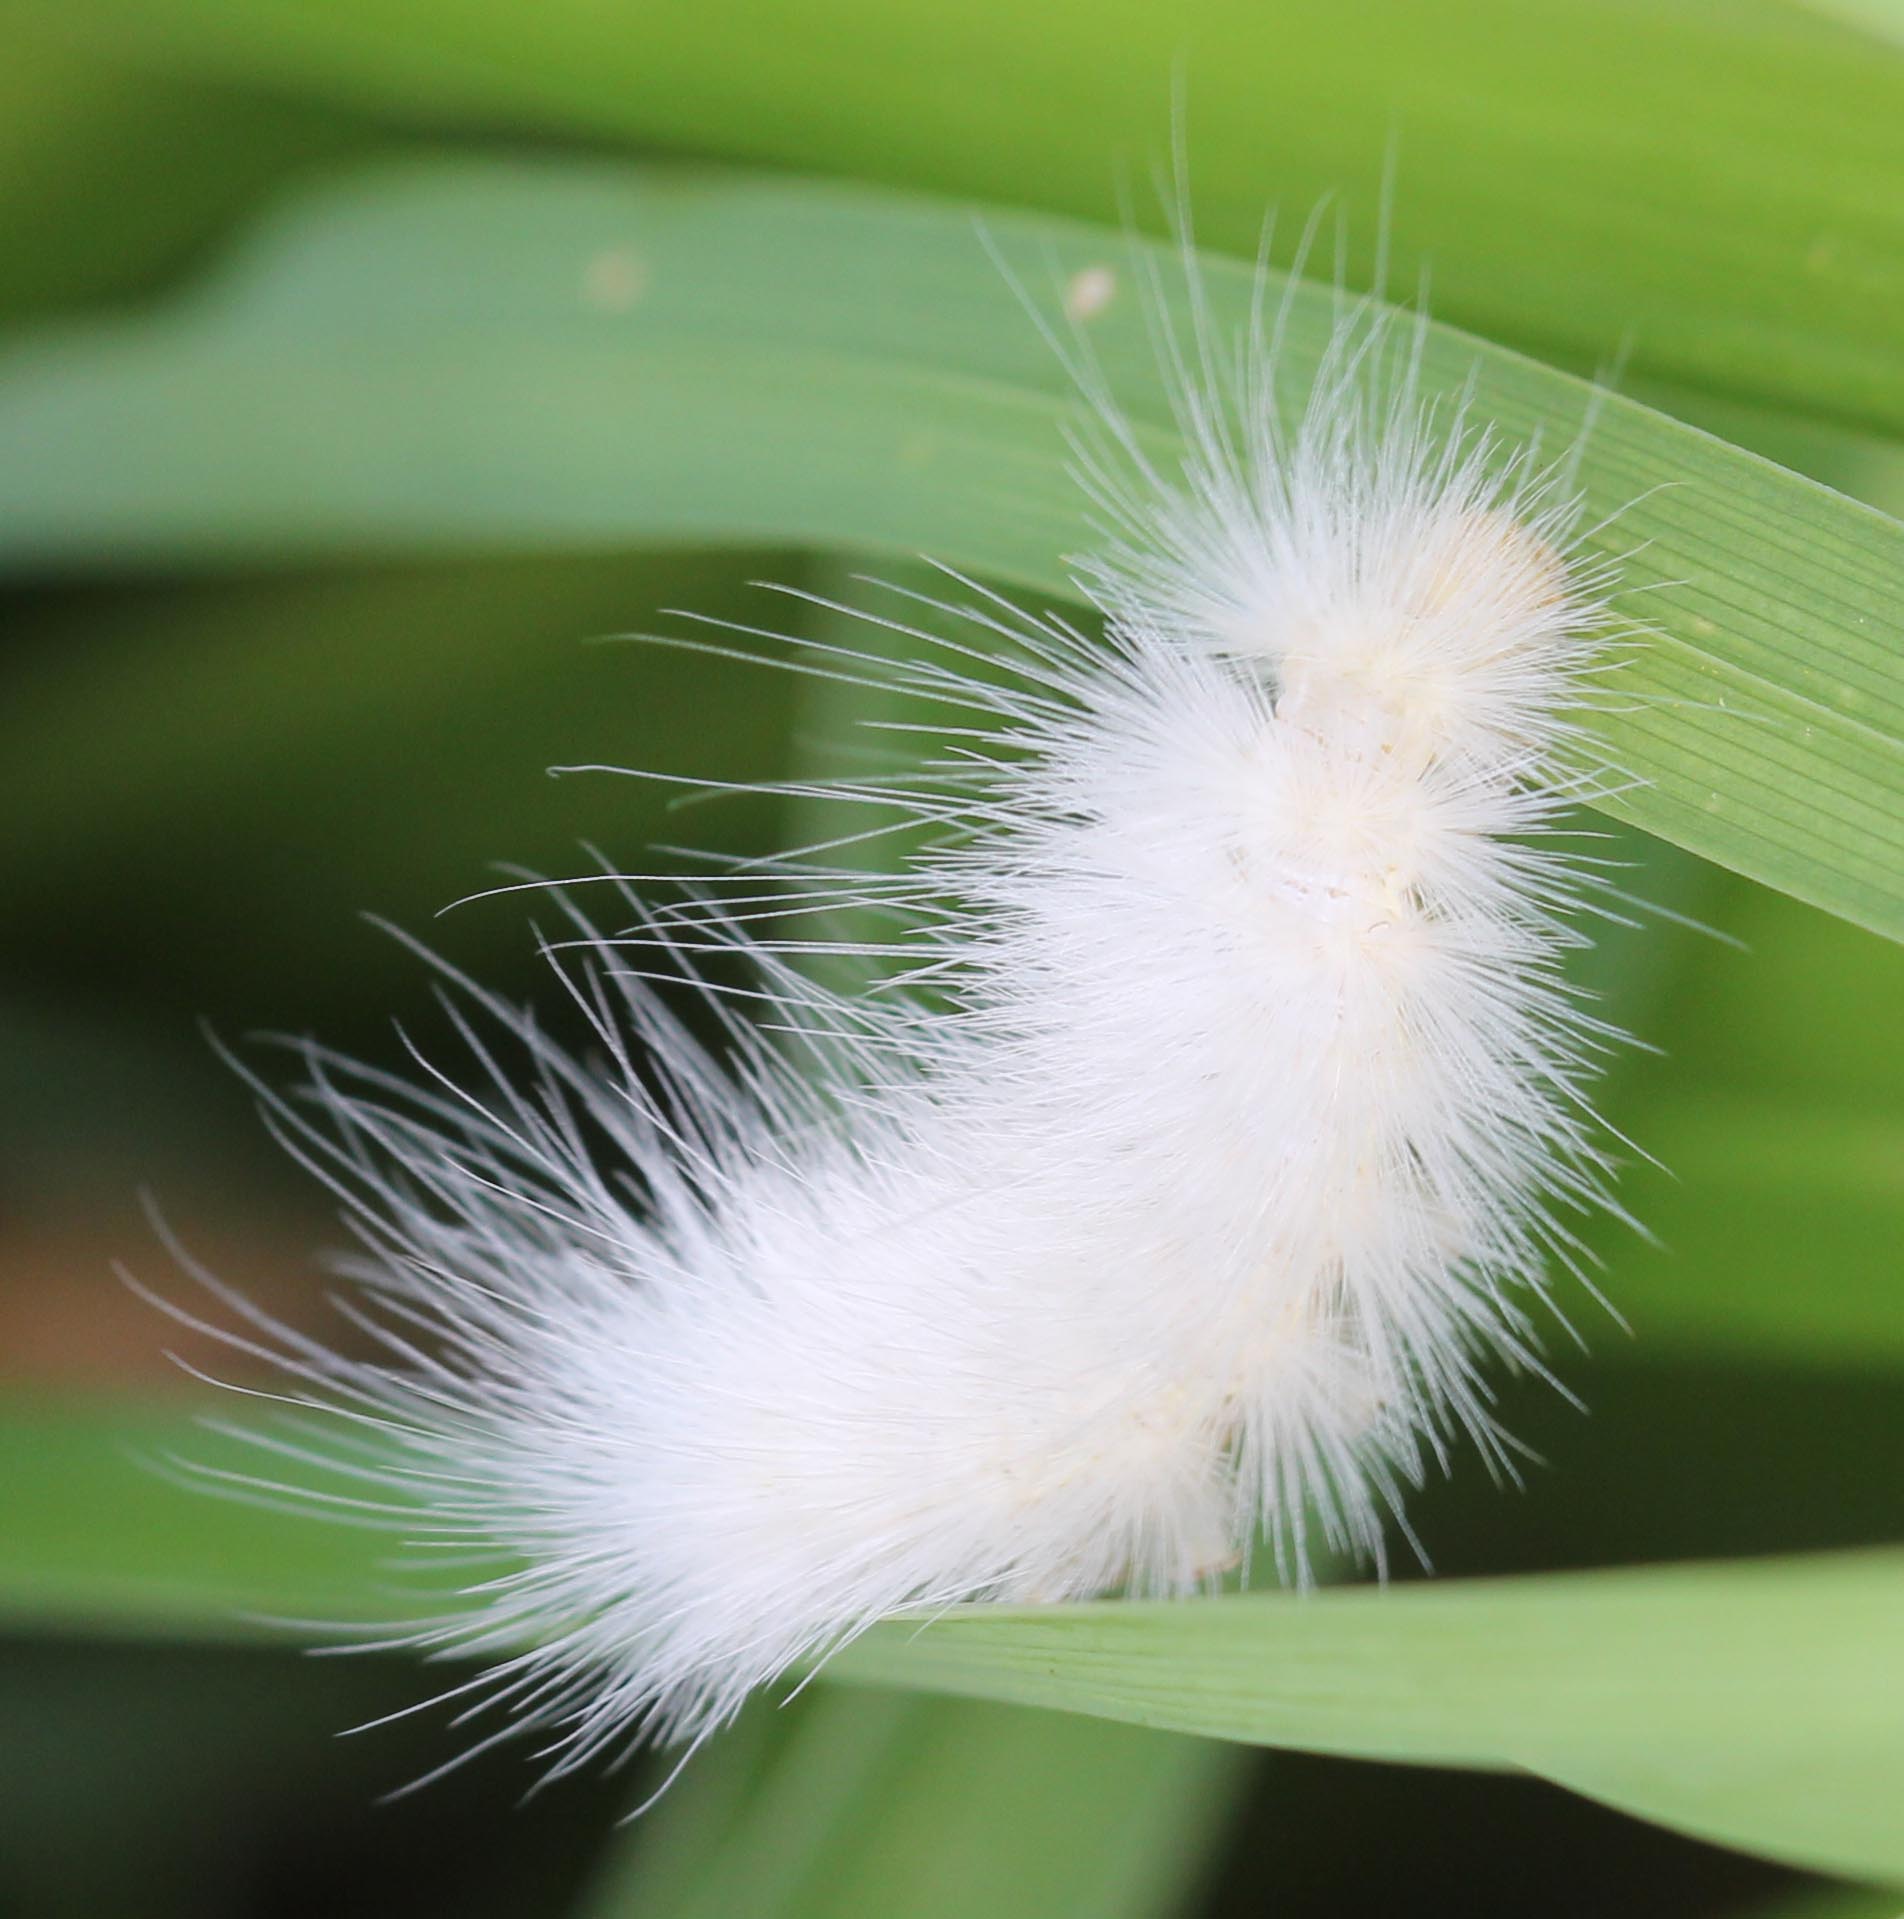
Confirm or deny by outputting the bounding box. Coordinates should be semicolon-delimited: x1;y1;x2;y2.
1;1;1902;1914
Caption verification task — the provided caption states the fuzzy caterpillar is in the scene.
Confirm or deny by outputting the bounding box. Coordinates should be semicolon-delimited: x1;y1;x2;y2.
158;286;1633;1784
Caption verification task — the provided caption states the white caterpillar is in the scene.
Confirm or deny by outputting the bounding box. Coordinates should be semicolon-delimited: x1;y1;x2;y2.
161;291;1629;1783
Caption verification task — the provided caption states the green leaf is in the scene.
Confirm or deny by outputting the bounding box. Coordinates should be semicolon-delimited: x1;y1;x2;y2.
6;1398;1901;1884
0;1395;415;1642
0;20;365;322
585;1690;1243;1919
1580;856;1904;1373
1608;1096;1904;1366
824;1550;1904;1886
1796;0;1904;53
2;164;1902;939
33;0;1904;433
1735;1885;1904;1919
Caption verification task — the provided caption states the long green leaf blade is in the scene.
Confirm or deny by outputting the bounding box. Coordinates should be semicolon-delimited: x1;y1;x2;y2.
827;1550;1904;1885
585;1691;1242;1919
0;1396;408;1641
2;164;1902;936
35;0;1904;433
7;1400;1900;1878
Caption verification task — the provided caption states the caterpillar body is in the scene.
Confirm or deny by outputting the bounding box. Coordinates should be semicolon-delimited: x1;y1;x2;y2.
162;285;1632;1782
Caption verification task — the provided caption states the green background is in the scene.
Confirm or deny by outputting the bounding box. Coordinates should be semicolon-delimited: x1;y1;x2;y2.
1;0;1902;1912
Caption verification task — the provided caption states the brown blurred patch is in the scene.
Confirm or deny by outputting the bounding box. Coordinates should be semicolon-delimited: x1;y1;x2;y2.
0;1206;354;1392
